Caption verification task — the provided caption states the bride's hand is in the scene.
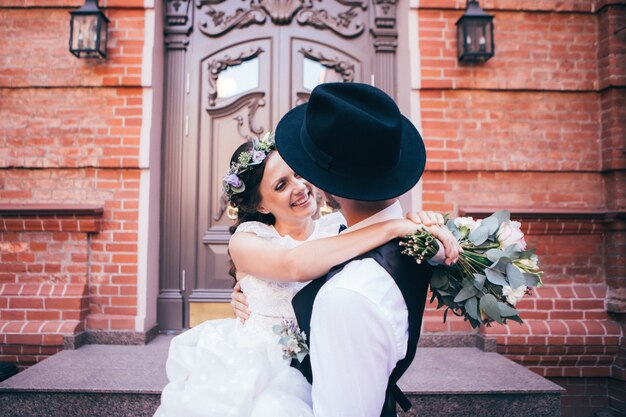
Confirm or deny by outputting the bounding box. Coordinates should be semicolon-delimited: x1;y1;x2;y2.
406;210;445;227
405;211;462;266
231;282;251;323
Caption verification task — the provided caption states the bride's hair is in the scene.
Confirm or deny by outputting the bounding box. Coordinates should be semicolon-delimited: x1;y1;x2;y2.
227;141;275;278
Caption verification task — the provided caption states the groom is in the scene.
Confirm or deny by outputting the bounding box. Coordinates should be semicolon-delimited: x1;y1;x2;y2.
233;83;459;416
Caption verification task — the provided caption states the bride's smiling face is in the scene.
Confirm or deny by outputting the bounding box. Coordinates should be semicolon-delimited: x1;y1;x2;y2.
257;152;317;221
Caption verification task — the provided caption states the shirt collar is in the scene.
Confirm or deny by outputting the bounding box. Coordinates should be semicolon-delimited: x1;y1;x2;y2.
345;200;403;233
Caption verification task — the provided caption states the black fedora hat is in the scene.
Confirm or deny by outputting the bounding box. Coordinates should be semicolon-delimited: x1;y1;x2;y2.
275;82;426;201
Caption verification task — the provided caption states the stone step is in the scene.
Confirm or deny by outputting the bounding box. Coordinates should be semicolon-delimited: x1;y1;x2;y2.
0;335;563;417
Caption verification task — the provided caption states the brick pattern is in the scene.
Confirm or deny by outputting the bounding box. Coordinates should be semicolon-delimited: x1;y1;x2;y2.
418;9;598;91
0;8;145;88
418;1;596;13
0;88;143;169
0;206;101;366
417;3;625;414
419;90;600;173
0;0;146;339
550;377;611;417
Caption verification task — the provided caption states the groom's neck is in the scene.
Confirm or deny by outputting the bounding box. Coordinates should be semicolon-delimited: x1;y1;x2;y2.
337;198;397;226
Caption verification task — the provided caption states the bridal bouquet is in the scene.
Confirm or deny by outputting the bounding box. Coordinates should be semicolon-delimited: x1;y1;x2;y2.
400;210;543;328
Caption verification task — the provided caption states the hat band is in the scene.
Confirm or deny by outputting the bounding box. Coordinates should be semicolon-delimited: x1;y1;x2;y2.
301;125;333;170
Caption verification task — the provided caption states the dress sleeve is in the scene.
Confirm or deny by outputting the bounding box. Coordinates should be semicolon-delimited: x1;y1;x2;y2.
233;221;278;240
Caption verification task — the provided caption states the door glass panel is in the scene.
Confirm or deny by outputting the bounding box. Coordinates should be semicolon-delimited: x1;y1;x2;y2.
303;57;328;91
217;58;259;98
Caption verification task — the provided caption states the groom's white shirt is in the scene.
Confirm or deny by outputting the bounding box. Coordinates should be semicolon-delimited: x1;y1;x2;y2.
309;200;409;417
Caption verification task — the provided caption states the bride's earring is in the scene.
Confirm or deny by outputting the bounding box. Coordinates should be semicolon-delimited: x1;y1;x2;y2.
226;203;239;220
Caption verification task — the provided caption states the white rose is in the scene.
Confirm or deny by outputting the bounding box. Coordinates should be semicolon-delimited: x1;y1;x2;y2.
497;220;527;250
453;217;475;238
502;285;527;306
518;255;538;269
454;217;475;229
287;339;301;354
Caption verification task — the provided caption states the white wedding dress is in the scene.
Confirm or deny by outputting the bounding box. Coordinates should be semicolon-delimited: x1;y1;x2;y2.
154;213;344;417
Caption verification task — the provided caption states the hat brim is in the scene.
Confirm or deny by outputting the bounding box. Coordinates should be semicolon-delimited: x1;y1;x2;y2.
275;103;426;201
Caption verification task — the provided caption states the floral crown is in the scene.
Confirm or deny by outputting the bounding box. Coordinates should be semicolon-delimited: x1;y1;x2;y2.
222;132;276;198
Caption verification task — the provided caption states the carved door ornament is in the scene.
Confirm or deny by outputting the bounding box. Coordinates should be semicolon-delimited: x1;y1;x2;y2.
195;0;368;37
299;47;355;82
207;46;264;107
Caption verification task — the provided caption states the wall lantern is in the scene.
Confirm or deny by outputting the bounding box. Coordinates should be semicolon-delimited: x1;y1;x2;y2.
456;0;494;63
69;0;109;58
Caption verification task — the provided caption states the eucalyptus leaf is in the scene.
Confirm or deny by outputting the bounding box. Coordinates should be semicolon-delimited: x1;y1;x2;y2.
272;325;282;334
454;282;480;302
473;273;486;290
520;248;536;259
431;270;449;289
486;249;506;262
492;210;511;225
482;216;500;235
506;263;526;289
465;297;479;321
443;308;449;323
507;315;524;324
479;294;503;324
485;268;509;287
504;244;522;260
490;256;512;273
523;273;541;287
497;302;519;317
445;220;462;239
469;226;489;245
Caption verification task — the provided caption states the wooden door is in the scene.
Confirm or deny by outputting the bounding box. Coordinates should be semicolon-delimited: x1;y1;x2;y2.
160;0;400;330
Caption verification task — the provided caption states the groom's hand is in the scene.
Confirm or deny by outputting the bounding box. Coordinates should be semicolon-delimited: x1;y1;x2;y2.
230;282;251;323
407;211;462;266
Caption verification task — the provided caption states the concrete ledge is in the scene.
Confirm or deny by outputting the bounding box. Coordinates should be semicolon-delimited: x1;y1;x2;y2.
0;338;563;417
80;326;159;346
400;393;561;417
417;332;497;351
0;392;158;417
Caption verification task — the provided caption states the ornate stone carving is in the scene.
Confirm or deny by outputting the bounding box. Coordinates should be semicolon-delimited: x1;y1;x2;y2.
296;5;364;37
295;91;310;106
212;93;266;222
214;194;230;221
165;0;193;49
299;47;355;82
196;0;366;37
206;46;264;107
166;0;192;26
233;95;266;141
373;0;396;28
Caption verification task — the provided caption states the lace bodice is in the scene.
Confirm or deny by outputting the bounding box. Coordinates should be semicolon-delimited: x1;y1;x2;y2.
234;213;344;322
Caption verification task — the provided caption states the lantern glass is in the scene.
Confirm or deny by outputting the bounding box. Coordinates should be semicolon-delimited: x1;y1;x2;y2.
456;1;494;63
69;1;109;58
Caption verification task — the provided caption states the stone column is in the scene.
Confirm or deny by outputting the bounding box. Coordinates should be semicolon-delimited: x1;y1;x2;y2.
157;0;192;330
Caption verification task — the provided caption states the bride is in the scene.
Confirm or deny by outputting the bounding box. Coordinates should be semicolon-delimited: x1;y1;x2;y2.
154;133;458;417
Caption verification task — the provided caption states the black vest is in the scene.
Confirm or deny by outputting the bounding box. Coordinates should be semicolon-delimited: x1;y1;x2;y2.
291;239;432;417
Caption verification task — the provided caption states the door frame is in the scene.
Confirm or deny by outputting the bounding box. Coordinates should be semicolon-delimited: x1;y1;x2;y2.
158;0;404;330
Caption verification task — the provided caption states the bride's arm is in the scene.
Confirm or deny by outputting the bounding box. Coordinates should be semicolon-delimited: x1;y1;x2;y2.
229;217;457;283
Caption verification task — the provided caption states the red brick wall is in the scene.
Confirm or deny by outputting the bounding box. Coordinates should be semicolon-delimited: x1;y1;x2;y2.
0;0;150;366
416;1;625;415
